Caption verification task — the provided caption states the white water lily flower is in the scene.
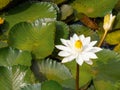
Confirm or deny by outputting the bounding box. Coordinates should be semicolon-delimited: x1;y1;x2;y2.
103;13;116;31
55;34;102;66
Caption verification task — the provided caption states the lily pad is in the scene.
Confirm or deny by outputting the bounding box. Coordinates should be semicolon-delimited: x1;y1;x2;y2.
41;80;63;90
21;83;41;90
69;24;99;41
114;43;120;53
0;65;36;90
93;49;120;89
2;2;57;32
71;0;118;17
36;58;74;89
60;4;73;20
113;12;120;29
0;0;11;10
0;47;32;66
106;30;120;45
65;61;92;88
55;21;69;45
8;19;56;59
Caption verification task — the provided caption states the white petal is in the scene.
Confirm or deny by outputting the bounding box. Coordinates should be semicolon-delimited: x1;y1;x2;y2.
62;55;76;63
85;60;93;65
70;37;75;45
89;47;102;53
58;51;71;57
82;37;90;45
73;34;79;40
81;53;90;61
55;45;71;52
79;34;85;42
60;39;69;46
76;55;84;66
89;41;97;47
86;52;98;59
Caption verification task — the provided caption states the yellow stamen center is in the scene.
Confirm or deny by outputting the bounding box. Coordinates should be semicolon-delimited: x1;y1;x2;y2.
75;40;83;49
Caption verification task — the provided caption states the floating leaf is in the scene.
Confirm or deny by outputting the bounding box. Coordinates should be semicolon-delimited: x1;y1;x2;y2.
2;2;57;31
106;30;120;45
115;0;120;12
0;47;32;66
41;80;62;90
114;43;120;53
55;21;69;44
94;80;119;90
71;0;118;17
65;61;92;88
0;41;8;48
21;83;41;90
36;58;74;89
113;12;120;29
87;85;95;90
41;0;66;4
0;0;11;10
8;19;56;59
0;65;36;90
93;49;120;89
60;4;73;20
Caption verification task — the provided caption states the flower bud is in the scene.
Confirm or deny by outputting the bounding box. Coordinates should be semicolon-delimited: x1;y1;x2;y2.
103;13;116;31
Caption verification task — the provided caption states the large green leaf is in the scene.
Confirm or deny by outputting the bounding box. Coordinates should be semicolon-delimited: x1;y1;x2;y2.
93;80;119;90
41;80;63;90
71;0;118;17
0;65;36;90
60;4;73;20
0;0;11;10
8;19;56;59
41;0;66;4
114;12;120;29
0;47;32;66
93;49;120;89
69;24;99;41
114;43;120;53
55;21;69;45
106;30;120;45
21;83;41;90
65;61;92;88
2;2;57;31
115;0;120;11
36;58;74;89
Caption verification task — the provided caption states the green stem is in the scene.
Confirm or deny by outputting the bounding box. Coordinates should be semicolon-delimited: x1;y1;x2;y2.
76;63;79;90
98;30;108;47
